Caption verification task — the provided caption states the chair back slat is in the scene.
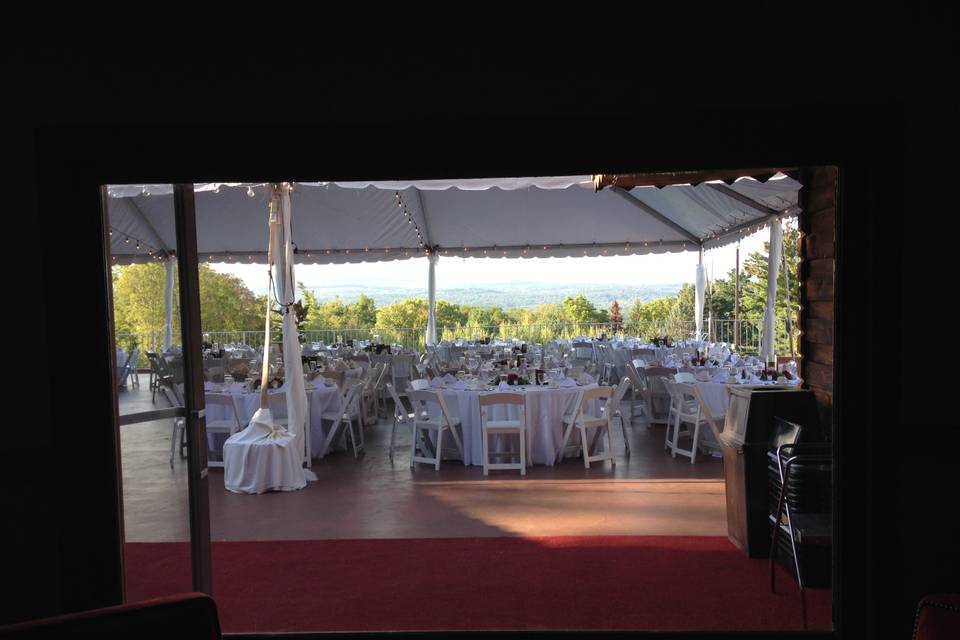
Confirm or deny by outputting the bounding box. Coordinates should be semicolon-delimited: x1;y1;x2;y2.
479;392;525;407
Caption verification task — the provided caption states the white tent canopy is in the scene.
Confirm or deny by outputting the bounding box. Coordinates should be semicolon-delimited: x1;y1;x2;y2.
108;172;801;353
107;173;801;265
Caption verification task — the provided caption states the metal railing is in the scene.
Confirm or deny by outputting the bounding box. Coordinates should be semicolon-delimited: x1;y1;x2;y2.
117;315;796;362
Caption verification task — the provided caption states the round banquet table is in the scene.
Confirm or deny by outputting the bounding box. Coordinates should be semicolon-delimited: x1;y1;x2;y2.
203;381;343;460
420;384;601;466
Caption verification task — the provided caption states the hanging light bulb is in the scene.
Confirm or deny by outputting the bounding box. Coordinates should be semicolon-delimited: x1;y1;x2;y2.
247;186;255;198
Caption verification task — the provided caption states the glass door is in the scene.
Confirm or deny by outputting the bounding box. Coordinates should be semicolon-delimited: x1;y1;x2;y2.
103;183;211;599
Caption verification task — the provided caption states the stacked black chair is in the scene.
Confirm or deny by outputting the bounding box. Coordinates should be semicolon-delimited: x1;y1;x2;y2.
767;416;832;629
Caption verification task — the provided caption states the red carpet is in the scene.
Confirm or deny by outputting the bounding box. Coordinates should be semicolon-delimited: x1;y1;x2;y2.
125;536;831;633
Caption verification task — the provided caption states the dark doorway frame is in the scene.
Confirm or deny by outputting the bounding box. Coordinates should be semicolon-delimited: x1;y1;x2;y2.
35;107;892;639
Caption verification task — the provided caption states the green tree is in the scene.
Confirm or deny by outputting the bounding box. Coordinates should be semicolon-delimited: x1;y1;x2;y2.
198;266;264;331
562;294;607;324
463;305;507;328
609;300;623;333
435;299;468;327
530;302;566;325
112;262;264;349
376;297;428;328
625;295;677;337
302;292;348;330
346;294;377;328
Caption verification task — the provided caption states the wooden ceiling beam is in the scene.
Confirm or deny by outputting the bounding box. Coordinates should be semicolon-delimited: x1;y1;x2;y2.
594;167;797;191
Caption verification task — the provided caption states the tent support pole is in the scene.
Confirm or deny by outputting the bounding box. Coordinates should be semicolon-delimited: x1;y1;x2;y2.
426;252;437;346
783;229;795;359
163;256;175;351
734;242;740;351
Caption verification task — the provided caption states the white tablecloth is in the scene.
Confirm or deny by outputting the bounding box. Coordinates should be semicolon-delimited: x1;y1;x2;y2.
204;381;343;459
421;384;599;466
694;379;803;416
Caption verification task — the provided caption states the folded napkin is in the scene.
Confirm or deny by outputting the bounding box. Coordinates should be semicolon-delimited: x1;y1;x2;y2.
430;376;444;388
497;380;511;390
577;373;594;384
559;377;578;388
443;373;457;384
449;380;466;391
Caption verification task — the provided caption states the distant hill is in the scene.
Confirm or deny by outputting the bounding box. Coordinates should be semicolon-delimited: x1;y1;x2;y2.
300;282;684;309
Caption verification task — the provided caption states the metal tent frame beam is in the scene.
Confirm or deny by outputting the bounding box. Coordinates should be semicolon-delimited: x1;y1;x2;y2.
610;186;702;245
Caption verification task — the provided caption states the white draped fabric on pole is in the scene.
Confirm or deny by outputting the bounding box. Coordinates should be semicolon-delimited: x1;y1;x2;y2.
276;187;317;483
223;184;311;494
760;216;783;364
163;256;175;350
694;262;705;340
426;253;438;345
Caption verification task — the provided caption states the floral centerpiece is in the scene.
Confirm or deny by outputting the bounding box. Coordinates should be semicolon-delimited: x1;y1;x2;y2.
249;375;284;390
757;367;781;381
488;372;530;386
363;343;392;354
226;359;250;381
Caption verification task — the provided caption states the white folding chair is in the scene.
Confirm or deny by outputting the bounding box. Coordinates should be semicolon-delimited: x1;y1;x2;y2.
359;362;383;426
607;377;633;457
267;389;312;466
558;386;616;468
479;392;527;476
391;354;416;400
205;392;245;468
663;380;708;463
407;389;465;470
374;362;392;418
117;348;138;390
319;382;365;458
554;387;585;464
385;382;417;463
163;383;186;468
622;363;652;426
687;383;726;457
644;367;677;425
600;362;616;386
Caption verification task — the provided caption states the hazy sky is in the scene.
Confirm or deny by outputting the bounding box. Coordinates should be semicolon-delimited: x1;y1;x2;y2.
212;228;771;295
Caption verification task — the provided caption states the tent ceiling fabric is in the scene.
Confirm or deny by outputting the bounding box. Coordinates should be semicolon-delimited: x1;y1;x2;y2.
106;173;801;264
